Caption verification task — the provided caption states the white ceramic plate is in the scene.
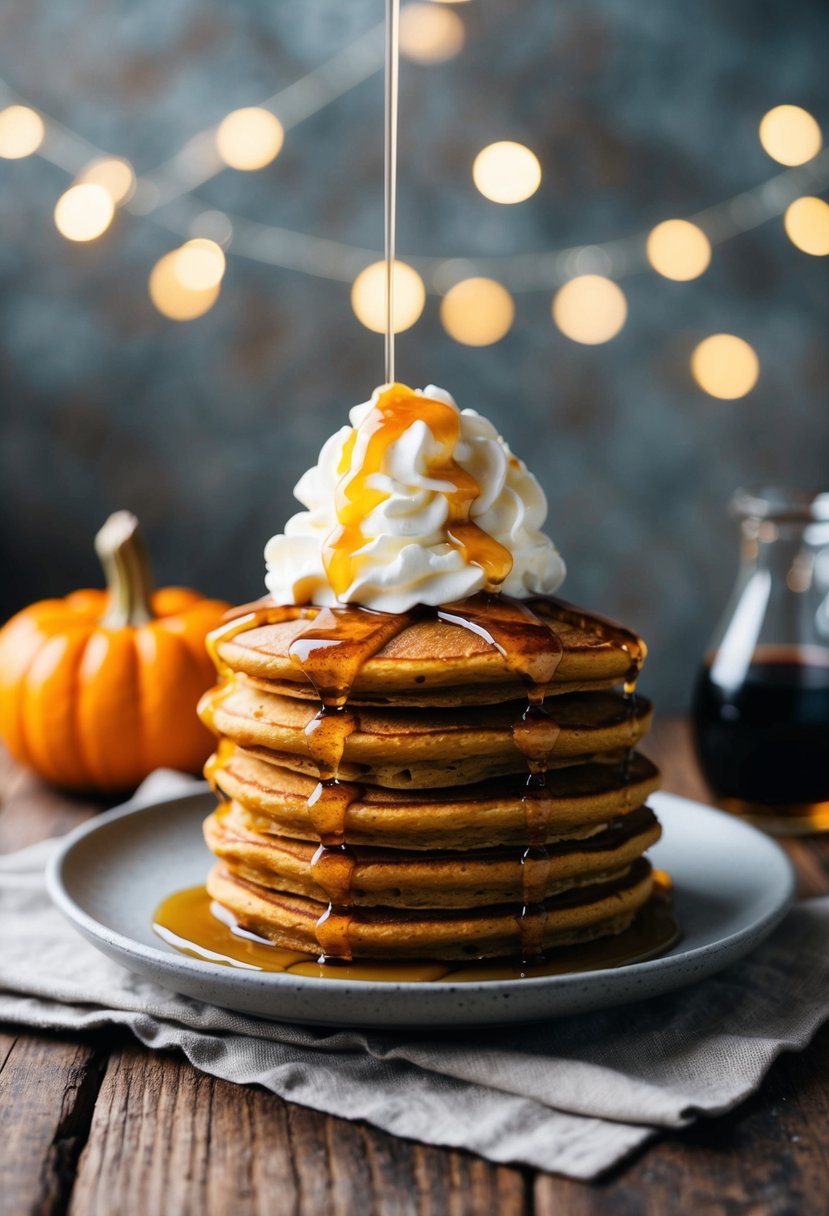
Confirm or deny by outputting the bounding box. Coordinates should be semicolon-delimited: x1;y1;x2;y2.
47;789;795;1028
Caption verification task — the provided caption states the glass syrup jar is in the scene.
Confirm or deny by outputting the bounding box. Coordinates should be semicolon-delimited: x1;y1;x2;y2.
692;487;829;834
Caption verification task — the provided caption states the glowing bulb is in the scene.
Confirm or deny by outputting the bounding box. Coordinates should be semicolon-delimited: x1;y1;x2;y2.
691;335;759;400
149;251;221;321
351;260;426;334
552;276;627;345
172;239;226;290
0;105;45;159
216;108;284;171
399;4;465;63
440;277;514;346
79;157;136;205
54;183;114;242
472;141;541;205
646;219;712;281
783;196;829;256
759;105;822;166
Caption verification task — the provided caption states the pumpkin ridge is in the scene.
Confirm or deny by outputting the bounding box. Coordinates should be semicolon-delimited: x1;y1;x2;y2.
67;629;99;790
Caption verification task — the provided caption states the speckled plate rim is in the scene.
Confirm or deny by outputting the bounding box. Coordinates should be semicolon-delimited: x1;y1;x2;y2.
46;788;796;1027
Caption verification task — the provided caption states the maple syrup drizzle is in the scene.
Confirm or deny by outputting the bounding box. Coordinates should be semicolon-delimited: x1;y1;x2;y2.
152;873;678;981
322;384;514;600
438;594;565;962
541;596;647;788
287;605;413;961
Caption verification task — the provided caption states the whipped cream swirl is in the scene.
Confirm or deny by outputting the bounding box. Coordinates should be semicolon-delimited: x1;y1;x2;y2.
264;384;566;613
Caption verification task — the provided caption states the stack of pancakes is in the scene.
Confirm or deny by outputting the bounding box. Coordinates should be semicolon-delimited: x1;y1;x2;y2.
198;596;663;964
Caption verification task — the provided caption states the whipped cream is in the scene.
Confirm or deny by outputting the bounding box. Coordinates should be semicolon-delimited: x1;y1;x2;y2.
264;384;566;613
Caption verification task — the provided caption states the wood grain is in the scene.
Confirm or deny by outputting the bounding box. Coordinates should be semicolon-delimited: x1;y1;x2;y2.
0;1031;107;1216
67;1046;529;1216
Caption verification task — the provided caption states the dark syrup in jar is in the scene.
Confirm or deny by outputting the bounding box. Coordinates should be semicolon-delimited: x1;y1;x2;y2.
692;644;829;832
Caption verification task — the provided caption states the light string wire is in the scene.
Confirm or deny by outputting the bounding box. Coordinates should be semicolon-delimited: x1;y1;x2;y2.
1;37;828;294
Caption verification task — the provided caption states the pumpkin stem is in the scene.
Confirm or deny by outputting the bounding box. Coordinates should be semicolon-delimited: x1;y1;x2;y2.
95;511;155;628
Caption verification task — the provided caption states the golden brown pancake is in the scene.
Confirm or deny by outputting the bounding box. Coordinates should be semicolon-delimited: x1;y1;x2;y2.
206;857;654;959
211;596;644;704
209;745;661;848
196;591;664;965
204;802;661;908
199;678;652;788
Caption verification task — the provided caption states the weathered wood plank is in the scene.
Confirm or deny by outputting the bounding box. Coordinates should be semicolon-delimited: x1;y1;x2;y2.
0;1029;107;1216
68;1047;529;1216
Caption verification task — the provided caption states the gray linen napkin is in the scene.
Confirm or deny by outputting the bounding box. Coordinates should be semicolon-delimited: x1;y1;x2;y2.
2;773;829;1181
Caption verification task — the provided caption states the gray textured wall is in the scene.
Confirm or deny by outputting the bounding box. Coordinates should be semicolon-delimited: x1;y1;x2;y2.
1;0;828;709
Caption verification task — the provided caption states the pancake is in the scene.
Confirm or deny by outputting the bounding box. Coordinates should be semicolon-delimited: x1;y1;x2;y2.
210;596;645;704
204;802;661;908
205;857;654;959
209;745;661;848
199;679;653;788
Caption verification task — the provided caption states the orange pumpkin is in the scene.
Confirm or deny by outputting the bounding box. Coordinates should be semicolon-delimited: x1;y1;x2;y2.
0;511;229;793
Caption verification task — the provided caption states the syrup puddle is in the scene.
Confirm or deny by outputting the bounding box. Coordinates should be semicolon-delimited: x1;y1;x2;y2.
152;874;678;983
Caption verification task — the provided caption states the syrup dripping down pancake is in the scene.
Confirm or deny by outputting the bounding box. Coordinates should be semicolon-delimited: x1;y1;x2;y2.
210;596;645;704
204;802;661;909
199;679;652;788
205;857;654;960
208;745;661;848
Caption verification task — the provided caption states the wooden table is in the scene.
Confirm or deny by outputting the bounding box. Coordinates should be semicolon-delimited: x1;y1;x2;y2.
2;720;828;1216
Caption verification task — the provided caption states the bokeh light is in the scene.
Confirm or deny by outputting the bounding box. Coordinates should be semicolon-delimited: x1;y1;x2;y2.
783;196;829;255
399;3;465;63
552;276;627;344
54;183;115;242
149;251;221;320
351;260;426;334
472;141;541;205
216;108;284;171
440;277;514;345
646;219;712;281
758;105;822;166
691;334;759;399
0;105;45;159
173;239;227;290
79;157;136;205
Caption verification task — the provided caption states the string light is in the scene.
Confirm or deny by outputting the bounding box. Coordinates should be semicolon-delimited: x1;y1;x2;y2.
552;276;627;344
759;105;822;167
440;277;514;345
2;56;828;340
149;250;221;320
351;259;425;332
173;238;226;290
0;104;44;159
399;4;465;63
215;108;284;171
78;157;136;205
472;141;541;204
691;334;759;399
54;183;114;242
783;196;829;255
646;219;711;281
